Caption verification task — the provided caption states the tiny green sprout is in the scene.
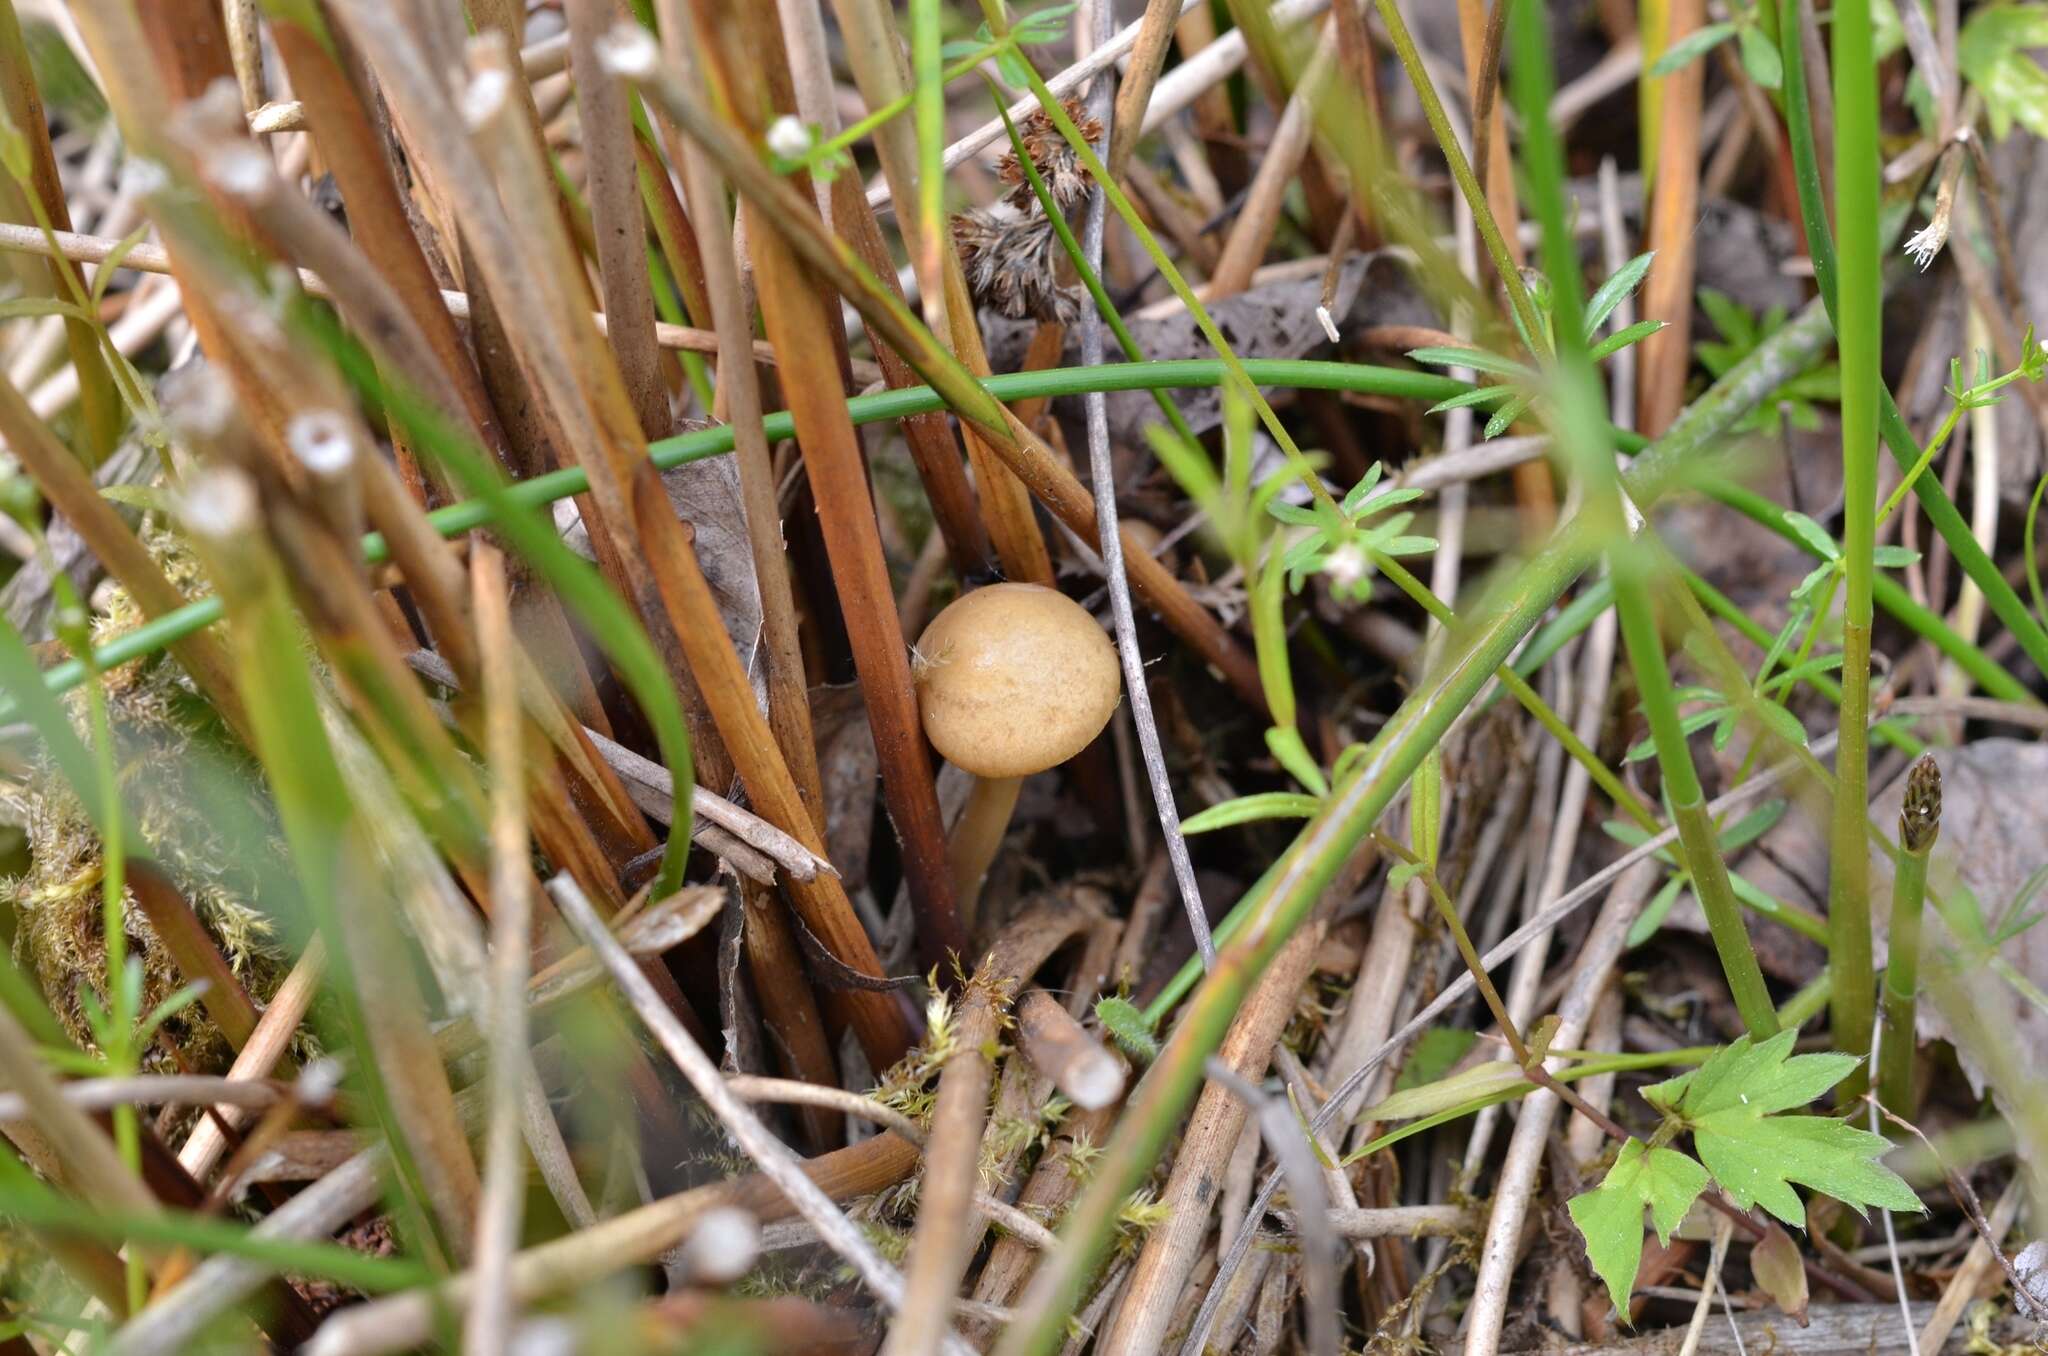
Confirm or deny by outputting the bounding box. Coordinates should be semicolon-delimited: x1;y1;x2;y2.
1093;995;1157;1064
1570;1032;1921;1317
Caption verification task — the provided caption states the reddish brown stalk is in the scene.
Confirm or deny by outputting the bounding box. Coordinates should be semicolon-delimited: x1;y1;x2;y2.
1637;0;1707;436
566;0;670;440
632;471;918;1070
812;0;1052;586
739;877;843;1149
266;14;509;466
632;134;714;332
825;171;995;577
1110;0;1194;174
645;25;842;1117
66;3;299;454
128;864;261;1050
1454;0;1554;530
682;0;963;967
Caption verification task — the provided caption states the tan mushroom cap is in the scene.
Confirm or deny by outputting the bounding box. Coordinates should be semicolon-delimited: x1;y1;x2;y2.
913;582;1121;779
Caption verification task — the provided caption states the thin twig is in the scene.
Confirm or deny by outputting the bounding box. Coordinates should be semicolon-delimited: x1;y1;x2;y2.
1075;13;1213;967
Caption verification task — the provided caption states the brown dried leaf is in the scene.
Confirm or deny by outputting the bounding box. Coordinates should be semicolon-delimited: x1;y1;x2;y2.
1750;1219;1809;1325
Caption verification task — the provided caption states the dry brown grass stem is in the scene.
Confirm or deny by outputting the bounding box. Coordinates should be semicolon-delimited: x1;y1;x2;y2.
1206;37;1330;300
126;864;262;1049
724;1073;926;1144
1461;858;1653;1356
0;0;121;455
264;13;510;465
303;1129;920;1356
886;896;1095;1356
1110;0;1196;174
467;545;530;1356
1015;989;1127;1110
566;0;669;441
177;944;328;1182
0;1074;291;1123
653;10;826;827
0;222;857;376
631;477;918;1068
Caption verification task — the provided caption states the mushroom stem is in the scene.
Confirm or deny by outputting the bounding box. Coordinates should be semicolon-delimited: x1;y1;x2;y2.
948;774;1022;932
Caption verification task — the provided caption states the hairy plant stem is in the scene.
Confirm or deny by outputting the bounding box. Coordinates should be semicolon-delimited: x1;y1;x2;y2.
1827;0;1882;1078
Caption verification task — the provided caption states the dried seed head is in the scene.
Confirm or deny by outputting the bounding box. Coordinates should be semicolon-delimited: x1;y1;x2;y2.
997;99;1101;212
1900;753;1941;854
952;204;1080;324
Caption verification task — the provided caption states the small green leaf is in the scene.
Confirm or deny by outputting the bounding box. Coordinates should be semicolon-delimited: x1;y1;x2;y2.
1393;1027;1478;1091
1872;545;1922;568
1358;1060;1527;1122
1781;511;1840;560
1426;386;1518;415
1180;792;1324;834
1627;874;1689;947
1483;393;1534;440
1649;21;1738;77
1406;346;1536;381
1643;1033;1923;1227
1588;319;1666;363
1568;1139;1712;1316
1583;251;1655;338
1737;23;1784;88
1266;725;1329;798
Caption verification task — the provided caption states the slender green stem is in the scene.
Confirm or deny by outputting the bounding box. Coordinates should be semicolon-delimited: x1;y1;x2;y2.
1371;0;1543;352
1374;554;1658;832
909;0;945;320
1506;0;1775;1036
1879;754;1940;1115
1828;0;1882;1077
1776;1;2048;684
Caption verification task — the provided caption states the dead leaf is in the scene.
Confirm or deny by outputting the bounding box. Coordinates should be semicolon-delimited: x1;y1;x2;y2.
1750;1219;1810;1325
808;683;878;895
618;884;725;957
556;450;766;703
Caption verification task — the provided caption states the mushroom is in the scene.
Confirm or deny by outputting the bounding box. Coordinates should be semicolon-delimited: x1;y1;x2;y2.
913;583;1122;923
